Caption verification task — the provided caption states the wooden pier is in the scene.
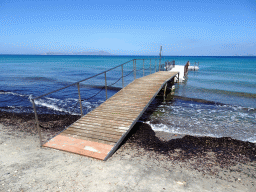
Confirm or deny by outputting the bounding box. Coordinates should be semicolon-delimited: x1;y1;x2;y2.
43;71;179;160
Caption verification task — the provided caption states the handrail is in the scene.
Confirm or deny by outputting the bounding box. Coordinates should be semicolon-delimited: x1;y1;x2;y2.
165;60;175;71
33;59;134;100
33;58;162;100
32;57;168;146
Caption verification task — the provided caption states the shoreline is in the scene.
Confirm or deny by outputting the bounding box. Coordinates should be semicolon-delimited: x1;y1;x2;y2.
1;111;256;191
1;112;256;161
1;111;256;154
1;116;256;191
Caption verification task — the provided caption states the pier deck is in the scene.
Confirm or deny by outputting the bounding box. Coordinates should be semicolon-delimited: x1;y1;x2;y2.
43;71;179;160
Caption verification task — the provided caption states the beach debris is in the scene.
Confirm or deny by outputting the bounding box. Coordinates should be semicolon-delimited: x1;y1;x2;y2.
177;181;185;185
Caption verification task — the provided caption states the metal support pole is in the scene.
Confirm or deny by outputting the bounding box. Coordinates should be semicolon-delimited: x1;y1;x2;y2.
150;59;151;74
155;59;157;72
159;46;162;71
105;72;108;100
77;83;83;117
143;59;145;76
163;83;167;102
134;60;136;80
133;60;134;79
32;99;42;147
121;65;124;88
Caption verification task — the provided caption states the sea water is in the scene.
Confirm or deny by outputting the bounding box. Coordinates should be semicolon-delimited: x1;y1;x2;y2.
0;55;255;142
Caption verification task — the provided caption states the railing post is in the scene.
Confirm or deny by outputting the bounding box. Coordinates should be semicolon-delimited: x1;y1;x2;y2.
155;59;157;72
105;72;108;100
159;45;162;71
143;59;145;76
77;83;83;116
150;59;151;74
133;60;134;78
163;83;167;102
134;59;136;80
32;99;42;147
121;65;124;88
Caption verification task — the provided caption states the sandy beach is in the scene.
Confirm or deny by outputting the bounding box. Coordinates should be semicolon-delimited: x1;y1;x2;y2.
1;112;256;192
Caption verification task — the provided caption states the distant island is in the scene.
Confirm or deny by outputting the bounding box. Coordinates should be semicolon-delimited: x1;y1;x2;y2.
43;51;113;56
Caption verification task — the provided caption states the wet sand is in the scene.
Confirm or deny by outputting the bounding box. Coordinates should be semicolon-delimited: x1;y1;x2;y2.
1;112;256;191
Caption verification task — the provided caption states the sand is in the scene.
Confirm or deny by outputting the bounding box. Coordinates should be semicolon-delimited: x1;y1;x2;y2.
0;112;256;192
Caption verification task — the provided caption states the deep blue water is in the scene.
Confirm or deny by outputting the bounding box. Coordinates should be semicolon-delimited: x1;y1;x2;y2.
0;55;255;142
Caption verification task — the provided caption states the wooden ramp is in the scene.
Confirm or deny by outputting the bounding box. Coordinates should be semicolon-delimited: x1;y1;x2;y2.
43;71;178;160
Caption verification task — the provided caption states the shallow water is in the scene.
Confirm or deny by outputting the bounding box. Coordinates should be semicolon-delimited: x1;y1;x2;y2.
147;98;256;143
0;55;255;142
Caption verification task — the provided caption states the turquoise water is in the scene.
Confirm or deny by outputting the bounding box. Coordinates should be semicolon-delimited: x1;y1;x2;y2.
176;56;256;108
0;55;255;142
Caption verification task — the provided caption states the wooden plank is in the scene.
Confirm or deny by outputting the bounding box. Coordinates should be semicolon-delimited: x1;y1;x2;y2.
86;112;138;120
92;107;144;113
61;130;119;143
59;133;116;145
65;127;125;136
61;129;121;141
97;105;146;111
80;114;134;123
69;123;128;132
76;119;131;128
100;101;149;107
62;129;121;140
89;109;141;116
70;121;130;130
78;115;134;123
101;99;150;104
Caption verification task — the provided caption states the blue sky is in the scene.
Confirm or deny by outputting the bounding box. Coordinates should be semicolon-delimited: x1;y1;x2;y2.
1;0;255;56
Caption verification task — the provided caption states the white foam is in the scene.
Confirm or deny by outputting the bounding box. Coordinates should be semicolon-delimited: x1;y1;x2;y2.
248;107;255;111
28;94;33;102
238;112;248;118
245;137;256;143
149;121;223;138
146;118;256;143
30;95;104;115
33;98;79;115
0;91;27;97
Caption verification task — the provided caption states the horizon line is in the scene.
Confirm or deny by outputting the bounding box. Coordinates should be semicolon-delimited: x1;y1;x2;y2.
0;54;255;57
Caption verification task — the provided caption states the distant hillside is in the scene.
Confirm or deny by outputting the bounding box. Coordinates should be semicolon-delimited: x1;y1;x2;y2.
45;51;113;55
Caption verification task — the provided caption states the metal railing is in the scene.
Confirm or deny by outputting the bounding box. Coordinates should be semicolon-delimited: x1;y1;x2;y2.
158;60;175;71
165;60;175;71
31;58;171;146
